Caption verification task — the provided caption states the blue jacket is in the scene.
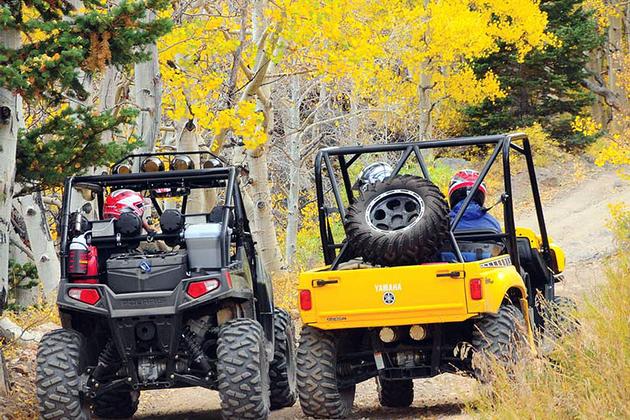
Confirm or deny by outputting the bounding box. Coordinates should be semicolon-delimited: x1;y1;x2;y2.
449;201;501;233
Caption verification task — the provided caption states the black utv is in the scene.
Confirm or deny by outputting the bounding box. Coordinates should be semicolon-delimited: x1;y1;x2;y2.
36;152;297;420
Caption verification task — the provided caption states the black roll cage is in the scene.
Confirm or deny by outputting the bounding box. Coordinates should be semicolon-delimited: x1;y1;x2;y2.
314;133;552;273
59;153;251;282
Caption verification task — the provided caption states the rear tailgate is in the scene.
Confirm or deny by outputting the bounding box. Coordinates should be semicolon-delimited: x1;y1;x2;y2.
299;263;471;329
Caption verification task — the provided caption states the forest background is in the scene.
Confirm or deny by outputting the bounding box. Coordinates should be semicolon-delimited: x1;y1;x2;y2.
0;0;628;314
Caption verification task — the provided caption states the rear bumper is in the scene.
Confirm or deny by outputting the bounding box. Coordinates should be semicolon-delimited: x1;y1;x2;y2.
303;307;476;330
57;270;251;318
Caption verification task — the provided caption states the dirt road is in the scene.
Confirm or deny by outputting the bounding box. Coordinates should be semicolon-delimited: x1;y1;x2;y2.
135;165;629;419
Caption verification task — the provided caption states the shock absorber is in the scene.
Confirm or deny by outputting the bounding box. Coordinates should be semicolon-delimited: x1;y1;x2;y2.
93;340;121;380
181;327;211;373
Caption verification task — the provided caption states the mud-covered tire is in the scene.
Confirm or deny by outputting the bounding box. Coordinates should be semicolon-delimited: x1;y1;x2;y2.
543;295;578;340
345;175;450;266
36;329;90;420
217;318;270;420
296;326;355;418
269;308;297;410
376;377;413;408
91;390;139;418
472;303;527;380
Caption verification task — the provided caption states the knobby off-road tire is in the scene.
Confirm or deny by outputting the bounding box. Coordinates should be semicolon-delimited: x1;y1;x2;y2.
269;308;298;410
91;389;139;418
217;318;270;420
543;295;579;341
345;175;450;266
376;377;414;408
36;329;90;420
472;303;527;381
296;326;355;419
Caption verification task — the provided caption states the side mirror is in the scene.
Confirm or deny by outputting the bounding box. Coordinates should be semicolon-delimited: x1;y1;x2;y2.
81;202;93;214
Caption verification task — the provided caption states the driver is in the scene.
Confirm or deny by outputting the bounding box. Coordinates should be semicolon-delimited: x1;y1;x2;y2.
103;189;168;252
448;170;501;233
103;189;152;231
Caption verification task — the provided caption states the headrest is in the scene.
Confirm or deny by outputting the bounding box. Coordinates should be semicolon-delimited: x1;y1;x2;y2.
160;209;185;234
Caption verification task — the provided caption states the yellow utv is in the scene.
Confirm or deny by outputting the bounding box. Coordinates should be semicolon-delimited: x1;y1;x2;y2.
295;133;574;418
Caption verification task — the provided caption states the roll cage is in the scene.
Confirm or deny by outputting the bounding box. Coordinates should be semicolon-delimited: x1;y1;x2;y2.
314;133;552;274
59;151;252;283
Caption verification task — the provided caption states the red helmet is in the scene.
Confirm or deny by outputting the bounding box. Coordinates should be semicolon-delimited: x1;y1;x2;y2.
448;169;487;207
103;189;145;219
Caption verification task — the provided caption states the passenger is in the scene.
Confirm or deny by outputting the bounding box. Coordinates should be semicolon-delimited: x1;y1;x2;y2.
447;170;501;233
103;189;152;231
352;162;393;192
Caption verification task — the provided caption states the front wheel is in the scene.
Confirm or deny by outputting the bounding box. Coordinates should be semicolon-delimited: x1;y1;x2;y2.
543;295;578;340
269;308;298;410
217;318;270;420
36;329;90;420
296;327;355;419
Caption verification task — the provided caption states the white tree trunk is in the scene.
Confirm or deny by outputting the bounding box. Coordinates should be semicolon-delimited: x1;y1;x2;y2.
418;71;433;141
176;119;215;213
9;211;38;307
0;27;21;311
0;348;9;396
134;10;162;157
17;194;60;302
607;13;629;132
240;0;285;274
284;76;302;268
245;149;284;274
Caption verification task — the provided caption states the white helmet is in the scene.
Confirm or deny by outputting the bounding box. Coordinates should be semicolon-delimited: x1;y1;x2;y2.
353;162;393;191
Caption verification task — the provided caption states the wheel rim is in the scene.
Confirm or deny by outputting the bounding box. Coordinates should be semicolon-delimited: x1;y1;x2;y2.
365;189;425;232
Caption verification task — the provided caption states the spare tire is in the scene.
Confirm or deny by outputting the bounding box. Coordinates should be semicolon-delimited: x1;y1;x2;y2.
345;175;449;266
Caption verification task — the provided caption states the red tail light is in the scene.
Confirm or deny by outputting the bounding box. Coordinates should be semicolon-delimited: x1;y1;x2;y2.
69;246;99;284
68;288;101;305
187;279;220;299
68;249;89;275
470;278;483;300
299;290;312;311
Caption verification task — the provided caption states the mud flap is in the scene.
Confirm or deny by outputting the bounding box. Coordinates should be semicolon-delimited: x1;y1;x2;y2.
519;297;538;355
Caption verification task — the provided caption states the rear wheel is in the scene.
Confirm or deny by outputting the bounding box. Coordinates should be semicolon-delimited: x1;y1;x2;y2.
91;390;139;418
297;327;355;418
269;308;298;410
472;303;527;380
217;318;270;420
36;329;90;420
377;377;413;407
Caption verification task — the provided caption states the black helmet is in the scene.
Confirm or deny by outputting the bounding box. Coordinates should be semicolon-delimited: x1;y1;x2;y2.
352;162;393;191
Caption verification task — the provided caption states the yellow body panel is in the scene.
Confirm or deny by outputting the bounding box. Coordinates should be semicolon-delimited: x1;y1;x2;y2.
516;226;565;273
299;255;528;330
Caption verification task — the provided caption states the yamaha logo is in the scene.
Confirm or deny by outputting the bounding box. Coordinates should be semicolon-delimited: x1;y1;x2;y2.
383;292;395;305
139;260;152;273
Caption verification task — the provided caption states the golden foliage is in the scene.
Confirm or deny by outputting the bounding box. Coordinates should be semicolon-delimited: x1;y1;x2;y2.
84;32;112;72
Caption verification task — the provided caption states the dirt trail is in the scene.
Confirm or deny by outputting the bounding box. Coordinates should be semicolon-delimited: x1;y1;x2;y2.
134;166;629;419
2;164;623;419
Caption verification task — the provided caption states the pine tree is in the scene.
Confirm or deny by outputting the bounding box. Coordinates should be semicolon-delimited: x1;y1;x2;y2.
0;0;172;190
463;0;603;146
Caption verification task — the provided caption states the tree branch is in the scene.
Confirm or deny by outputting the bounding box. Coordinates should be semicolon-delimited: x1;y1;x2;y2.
581;78;621;111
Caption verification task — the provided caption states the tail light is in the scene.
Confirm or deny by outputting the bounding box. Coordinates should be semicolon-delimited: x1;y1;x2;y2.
299;290;312;311
470;278;483;300
187;279;220;299
69;245;99;284
68;288;101;305
68;249;88;275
